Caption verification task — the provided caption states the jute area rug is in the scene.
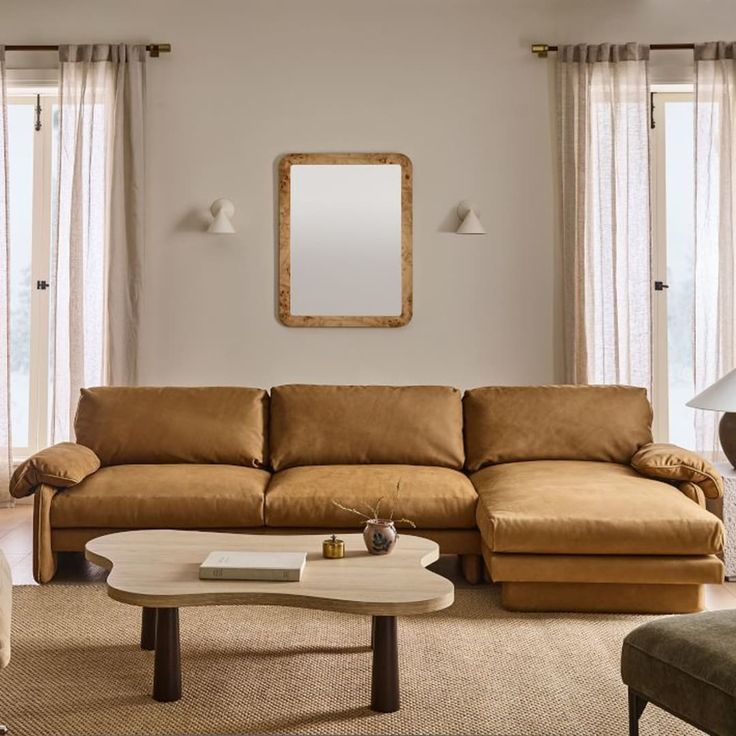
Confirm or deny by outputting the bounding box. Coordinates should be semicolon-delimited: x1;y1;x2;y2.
3;584;700;736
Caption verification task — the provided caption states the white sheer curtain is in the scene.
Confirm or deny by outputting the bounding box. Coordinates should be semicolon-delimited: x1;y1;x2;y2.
51;44;145;442
0;48;11;504
694;42;736;455
557;43;652;390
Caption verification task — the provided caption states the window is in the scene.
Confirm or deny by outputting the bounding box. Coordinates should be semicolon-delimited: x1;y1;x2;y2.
650;89;697;448
7;87;58;457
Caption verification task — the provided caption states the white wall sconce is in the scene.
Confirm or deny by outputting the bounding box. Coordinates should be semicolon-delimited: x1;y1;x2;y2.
456;200;486;235
207;198;236;234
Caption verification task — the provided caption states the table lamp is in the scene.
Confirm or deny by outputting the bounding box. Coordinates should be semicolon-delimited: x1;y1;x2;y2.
687;368;736;467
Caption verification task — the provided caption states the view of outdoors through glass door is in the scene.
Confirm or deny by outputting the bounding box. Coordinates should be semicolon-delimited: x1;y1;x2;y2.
652;91;696;448
7;92;57;457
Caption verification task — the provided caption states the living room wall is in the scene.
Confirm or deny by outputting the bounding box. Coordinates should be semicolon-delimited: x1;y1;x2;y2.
1;0;734;390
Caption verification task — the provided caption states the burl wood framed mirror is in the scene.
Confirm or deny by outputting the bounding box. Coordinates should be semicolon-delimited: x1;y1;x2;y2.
278;153;412;327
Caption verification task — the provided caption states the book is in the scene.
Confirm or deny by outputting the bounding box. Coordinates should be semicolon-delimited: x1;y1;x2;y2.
199;550;307;582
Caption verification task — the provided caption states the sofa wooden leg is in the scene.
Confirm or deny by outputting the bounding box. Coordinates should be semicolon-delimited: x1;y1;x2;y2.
628;688;647;736
460;554;483;585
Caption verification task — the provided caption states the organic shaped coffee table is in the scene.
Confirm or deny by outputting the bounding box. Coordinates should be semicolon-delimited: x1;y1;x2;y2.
86;530;454;712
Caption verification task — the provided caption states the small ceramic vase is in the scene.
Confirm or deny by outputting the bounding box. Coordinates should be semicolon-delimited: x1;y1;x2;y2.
363;519;398;555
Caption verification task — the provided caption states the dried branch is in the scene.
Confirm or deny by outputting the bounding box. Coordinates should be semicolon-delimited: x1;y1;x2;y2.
331;500;372;521
332;479;416;528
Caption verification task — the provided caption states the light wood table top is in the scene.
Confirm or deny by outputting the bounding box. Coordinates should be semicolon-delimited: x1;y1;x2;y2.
85;530;454;616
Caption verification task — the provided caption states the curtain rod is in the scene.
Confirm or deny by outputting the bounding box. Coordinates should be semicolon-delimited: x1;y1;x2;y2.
4;43;171;58
531;43;694;57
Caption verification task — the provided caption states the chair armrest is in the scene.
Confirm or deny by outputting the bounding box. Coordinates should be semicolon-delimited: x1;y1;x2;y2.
631;442;723;499
9;443;100;499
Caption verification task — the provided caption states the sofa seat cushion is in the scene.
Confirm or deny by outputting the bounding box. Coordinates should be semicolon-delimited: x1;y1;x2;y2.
472;460;724;556
265;465;477;528
50;464;270;528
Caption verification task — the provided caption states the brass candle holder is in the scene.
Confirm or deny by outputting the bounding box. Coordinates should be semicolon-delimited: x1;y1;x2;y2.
322;534;345;559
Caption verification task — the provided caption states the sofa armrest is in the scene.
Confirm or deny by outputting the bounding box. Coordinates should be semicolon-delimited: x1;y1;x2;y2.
9;443;100;499
631;442;723;500
677;481;707;507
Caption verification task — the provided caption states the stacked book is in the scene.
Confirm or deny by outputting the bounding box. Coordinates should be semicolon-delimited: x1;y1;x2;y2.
199;550;307;581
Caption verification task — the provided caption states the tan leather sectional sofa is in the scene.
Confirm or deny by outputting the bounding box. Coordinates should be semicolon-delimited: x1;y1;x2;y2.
10;384;725;614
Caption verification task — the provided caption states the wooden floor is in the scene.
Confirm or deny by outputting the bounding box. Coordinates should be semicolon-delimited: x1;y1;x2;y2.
2;503;736;610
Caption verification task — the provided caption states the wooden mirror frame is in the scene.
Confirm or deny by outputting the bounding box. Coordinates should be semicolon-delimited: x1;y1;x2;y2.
278;152;413;327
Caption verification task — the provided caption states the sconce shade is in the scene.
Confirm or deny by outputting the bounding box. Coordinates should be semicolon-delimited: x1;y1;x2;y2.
208;198;236;234
456;201;486;234
687;368;736;412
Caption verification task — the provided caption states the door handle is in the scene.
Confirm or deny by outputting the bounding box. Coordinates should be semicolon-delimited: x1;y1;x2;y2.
654;281;669;291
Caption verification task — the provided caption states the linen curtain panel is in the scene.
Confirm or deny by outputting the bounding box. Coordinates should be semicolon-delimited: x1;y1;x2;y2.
51;44;145;443
557;44;652;390
0;48;11;504
693;42;736;455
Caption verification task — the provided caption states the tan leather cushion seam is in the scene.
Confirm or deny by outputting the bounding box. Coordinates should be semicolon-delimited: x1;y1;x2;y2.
631;443;724;499
634;461;721;495
654;462;718;485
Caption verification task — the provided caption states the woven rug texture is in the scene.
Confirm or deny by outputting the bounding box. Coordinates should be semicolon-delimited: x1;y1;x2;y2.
0;584;701;736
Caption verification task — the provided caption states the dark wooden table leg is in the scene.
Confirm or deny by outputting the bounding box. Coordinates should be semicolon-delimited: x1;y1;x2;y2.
371;615;399;713
153;608;181;702
141;607;157;651
370;616;376;649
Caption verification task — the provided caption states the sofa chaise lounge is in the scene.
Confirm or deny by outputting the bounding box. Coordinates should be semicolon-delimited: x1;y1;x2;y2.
9;383;724;614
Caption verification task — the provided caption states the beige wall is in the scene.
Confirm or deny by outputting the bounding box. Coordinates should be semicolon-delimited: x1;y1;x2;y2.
1;0;734;390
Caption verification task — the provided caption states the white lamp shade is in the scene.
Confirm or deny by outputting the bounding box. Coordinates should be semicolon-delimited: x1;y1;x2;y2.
207;198;236;234
455;201;486;234
456;208;486;234
687;368;736;412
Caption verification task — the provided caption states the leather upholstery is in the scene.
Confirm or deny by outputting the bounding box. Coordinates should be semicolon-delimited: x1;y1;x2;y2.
74;386;269;467
463;385;653;471
10;442;99;498
679;481;707;507
472;460;724;555
269;385;465;471
265;465;477;528
503;581;704;614
50;464;270;528
19;383;726;610
488;552;723;584
632;442;724;499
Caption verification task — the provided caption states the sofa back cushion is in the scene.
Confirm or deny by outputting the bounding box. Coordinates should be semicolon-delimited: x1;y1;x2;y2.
269;384;465;471
463;384;652;471
74;386;269;467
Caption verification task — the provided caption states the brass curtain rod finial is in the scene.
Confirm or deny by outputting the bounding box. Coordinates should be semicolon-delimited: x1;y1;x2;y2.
146;43;172;57
531;43;549;57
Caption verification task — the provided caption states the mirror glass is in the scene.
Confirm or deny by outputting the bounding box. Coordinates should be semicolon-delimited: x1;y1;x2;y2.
279;153;412;327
